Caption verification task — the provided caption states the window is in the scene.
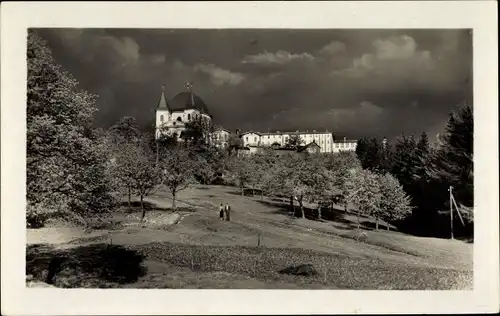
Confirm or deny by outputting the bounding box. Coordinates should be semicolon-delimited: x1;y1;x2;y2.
246;137;249;142
188;113;191;120
176;117;182;122
160;115;164;122
254;137;257;142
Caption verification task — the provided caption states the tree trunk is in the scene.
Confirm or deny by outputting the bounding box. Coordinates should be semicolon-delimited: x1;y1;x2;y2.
318;206;322;220
375;217;379;230
172;191;176;208
252;188;255;196
299;199;305;219
344;202;348;214
241;186;244;196
127;186;132;209
289;196;294;216
140;195;146;222
387;225;390;231
261;192;264;201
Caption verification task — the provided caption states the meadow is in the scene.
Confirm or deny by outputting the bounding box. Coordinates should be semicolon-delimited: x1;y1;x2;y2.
26;185;473;289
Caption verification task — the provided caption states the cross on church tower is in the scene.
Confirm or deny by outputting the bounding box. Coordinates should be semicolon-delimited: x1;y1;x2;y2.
185;81;195;105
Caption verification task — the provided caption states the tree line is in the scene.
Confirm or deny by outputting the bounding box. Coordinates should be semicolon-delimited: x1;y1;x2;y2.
354;105;473;238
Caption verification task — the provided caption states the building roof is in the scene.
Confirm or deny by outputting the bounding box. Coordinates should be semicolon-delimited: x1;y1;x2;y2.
240;131;261;136
157;86;170;110
335;139;357;143
297;141;321;152
214;128;232;134
169;91;211;116
242;130;333;136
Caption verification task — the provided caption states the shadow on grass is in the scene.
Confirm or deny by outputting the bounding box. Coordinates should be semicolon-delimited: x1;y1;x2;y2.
257;200;354;225
226;189;260;197
26;243;147;288
118;201;171;213
358;220;393;231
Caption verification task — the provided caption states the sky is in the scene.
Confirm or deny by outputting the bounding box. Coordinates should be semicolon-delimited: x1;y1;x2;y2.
35;28;472;140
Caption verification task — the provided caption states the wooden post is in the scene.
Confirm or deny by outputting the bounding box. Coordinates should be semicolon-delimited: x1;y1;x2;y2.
450;186;454;240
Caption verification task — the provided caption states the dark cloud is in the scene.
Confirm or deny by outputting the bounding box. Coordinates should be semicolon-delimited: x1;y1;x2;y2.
34;28;472;139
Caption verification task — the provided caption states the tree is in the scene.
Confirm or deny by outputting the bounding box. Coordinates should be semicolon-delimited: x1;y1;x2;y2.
26;30;115;227
182;115;214;148
227;156;254;196
377;173;413;230
284;134;304;149
291;155;326;219
108;116;140;144
346;169;382;229
320;151;362;214
125;138;158;221
428;105;473;207
249;148;277;199
391;135;418;192
107;117;143;207
194;146;226;185
355;137;370;166
227;132;244;156
159;146;198;208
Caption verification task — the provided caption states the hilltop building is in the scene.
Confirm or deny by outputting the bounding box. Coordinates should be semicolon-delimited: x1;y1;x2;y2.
155;84;357;153
155;82;212;140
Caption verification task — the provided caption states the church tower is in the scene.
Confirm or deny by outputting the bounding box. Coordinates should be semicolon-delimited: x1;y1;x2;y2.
155;85;170;139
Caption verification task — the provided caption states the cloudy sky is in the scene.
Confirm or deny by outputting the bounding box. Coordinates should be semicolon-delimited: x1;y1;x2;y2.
35;28;472;140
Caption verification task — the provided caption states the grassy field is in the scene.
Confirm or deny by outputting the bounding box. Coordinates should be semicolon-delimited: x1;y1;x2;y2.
26;185;473;289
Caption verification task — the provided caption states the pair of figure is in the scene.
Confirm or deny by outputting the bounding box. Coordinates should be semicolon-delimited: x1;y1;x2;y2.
219;203;231;221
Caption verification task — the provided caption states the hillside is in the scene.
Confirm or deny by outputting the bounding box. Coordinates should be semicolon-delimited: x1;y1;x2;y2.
26;185;473;289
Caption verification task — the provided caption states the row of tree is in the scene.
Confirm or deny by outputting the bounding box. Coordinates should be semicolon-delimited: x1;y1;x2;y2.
225;149;412;231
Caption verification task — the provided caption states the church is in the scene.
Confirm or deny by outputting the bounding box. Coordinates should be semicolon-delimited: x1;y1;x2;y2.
155;82;212;140
155;83;357;153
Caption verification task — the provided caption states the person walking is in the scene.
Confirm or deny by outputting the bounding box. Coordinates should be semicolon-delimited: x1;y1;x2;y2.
225;203;231;221
219;203;225;220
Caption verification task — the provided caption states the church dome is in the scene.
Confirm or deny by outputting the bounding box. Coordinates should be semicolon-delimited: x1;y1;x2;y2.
169;92;210;116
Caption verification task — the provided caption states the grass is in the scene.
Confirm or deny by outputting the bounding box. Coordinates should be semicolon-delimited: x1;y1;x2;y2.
26;185;473;289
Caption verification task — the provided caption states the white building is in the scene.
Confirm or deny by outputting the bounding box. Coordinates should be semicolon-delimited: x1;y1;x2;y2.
240;130;335;153
212;128;232;149
333;137;357;153
155;84;212;140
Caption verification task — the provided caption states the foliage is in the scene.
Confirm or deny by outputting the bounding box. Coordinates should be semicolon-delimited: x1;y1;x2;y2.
108;130;158;221
195;146;227;185
26;30;115;228
227;132;244;156
227;155;254;195
284;134;304;150
377;173;413;228
391;135;418;191
345;169;382;229
427;105;473;207
182;115;214;148
159;146;198;208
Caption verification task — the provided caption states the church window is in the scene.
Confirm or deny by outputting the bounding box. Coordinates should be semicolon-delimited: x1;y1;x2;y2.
188;113;191;120
177;117;182;122
160;115;164;122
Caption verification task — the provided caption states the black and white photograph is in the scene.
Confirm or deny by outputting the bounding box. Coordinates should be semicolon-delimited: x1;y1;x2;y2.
1;1;498;315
